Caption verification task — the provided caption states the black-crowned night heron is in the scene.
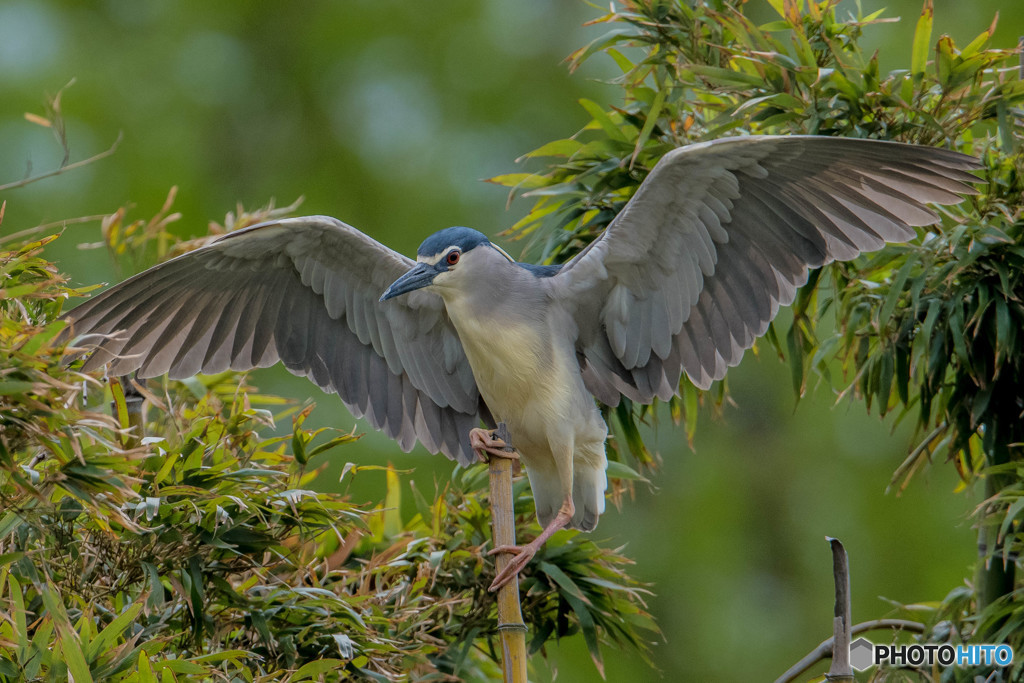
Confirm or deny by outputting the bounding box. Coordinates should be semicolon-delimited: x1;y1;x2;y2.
62;135;980;590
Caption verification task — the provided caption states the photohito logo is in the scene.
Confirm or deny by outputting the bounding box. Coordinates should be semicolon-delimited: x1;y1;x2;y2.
849;637;1014;672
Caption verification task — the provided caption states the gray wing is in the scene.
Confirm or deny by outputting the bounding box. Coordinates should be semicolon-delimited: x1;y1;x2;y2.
62;215;491;465
555;135;981;400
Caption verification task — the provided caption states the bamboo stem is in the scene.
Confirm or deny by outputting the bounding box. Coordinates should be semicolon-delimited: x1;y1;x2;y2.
826;537;853;683
975;396;1018;635
488;422;527;683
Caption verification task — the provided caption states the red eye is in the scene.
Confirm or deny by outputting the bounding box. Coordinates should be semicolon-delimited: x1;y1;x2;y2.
446;250;460;265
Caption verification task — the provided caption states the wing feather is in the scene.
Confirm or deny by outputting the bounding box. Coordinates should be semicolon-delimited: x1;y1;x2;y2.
62;215;490;465
558;135;980;397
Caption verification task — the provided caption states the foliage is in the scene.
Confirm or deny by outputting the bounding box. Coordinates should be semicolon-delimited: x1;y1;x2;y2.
493;0;1024;679
0;194;656;680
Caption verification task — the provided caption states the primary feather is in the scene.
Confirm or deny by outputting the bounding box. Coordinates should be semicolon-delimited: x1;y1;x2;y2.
558;135;981;399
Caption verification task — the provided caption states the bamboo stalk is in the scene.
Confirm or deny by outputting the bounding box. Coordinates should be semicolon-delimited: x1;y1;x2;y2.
488;422;528;683
975;431;1015;631
826;537;854;683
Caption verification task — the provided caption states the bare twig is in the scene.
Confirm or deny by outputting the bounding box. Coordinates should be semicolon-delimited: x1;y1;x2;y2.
488;422;527;683
1;214;109;245
0;132;122;193
775;619;926;683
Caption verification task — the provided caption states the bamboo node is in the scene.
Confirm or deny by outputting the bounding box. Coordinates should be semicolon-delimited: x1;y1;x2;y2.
496;622;528;633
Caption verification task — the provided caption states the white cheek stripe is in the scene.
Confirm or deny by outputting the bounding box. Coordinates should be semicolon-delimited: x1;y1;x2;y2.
417;247;458;265
416;242;513;265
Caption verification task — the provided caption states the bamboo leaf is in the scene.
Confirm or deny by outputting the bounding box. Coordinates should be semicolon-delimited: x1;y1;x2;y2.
383;465;402;537
688;64;767;88
307;431;360;458
137;651;157;683
998;497;1024;544
786;322;805;397
566;27;637;71
630;86;667;168
88;601;144;660
606;460;650;483
10;575;28;653
911;0;934;81
961;25;993;58
61;637;94;683
519;139;584;160
878;255;917;329
485;172;551;189
578;99;630;143
539;561;591;604
292;659;348;680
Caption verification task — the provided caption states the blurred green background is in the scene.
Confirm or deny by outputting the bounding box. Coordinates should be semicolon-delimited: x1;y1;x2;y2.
2;0;1020;680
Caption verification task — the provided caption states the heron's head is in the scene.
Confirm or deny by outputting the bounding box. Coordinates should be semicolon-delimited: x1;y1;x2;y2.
380;227;515;301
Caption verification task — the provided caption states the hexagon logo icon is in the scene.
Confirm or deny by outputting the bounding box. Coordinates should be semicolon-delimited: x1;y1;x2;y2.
850;637;875;671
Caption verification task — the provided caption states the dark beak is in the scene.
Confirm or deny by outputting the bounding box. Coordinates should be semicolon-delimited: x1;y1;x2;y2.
380;263;438;301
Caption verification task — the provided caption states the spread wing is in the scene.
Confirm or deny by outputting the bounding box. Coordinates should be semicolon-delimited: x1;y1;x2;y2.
61;215;491;465
554;135;981;401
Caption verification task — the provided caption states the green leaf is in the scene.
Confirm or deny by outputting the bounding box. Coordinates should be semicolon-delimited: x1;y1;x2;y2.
578;99;630;143
520;139;584;160
994;297;1012;362
292;659;348;680
566;27;637;71
961;25;993;58
137;651;157;683
688;64;767;88
0;512;22;539
606;460;650;483
40;584;94;683
630;86;667;167
613;402;652;464
563;590;604;676
0;381;37;395
683;382;699;445
61;636;94;683
998;497;1024;544
88;601;144;661
786;322;805;397
877;350;894;414
485;172;551;189
878;254;917;328
383;466;402;538
911;0;933;81
307;432;359;458
111;378;131;431
10;575;28;652
539;561;591;605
